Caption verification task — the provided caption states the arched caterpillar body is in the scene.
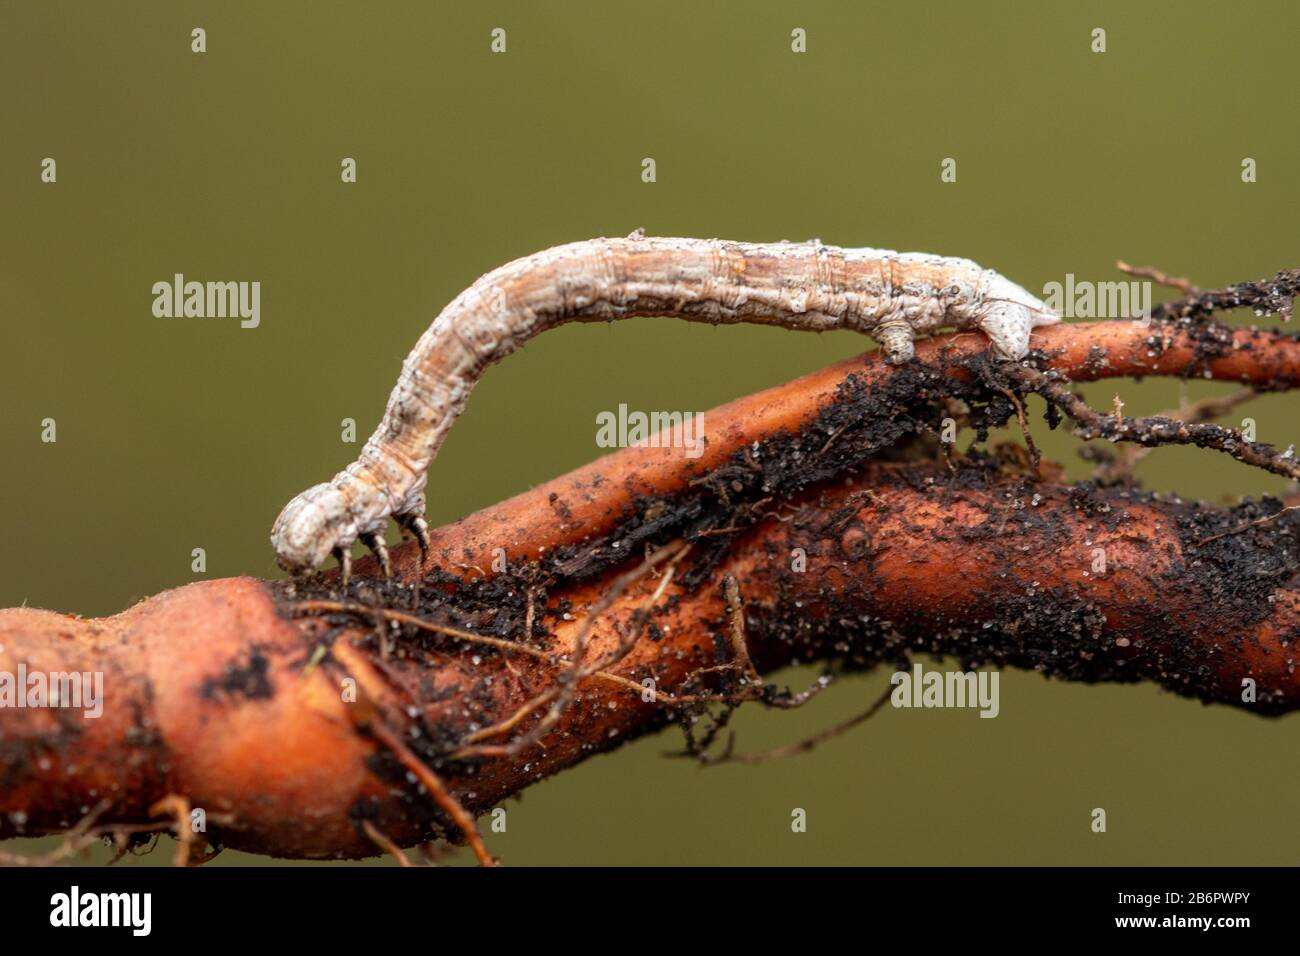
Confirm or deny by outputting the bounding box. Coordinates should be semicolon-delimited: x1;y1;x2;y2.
271;235;1059;577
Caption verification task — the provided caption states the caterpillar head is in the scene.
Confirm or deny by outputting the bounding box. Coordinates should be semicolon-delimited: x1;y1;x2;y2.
969;274;1061;360
271;483;352;573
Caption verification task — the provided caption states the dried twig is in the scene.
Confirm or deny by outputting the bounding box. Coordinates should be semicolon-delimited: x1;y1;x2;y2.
699;681;895;766
1095;387;1259;483
361;820;414;867
1116;260;1201;295
367;719;495;867
1008;366;1300;483
148;795;196;868
1195;504;1300;546
1147;267;1300;323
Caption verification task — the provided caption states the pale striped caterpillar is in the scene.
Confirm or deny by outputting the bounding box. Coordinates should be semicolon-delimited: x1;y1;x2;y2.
271;235;1059;579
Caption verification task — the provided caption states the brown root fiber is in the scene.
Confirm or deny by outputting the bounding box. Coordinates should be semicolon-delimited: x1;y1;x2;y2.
1;276;1298;861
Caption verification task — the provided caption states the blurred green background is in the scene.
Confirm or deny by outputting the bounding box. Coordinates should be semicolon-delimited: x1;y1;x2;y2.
1;1;1297;865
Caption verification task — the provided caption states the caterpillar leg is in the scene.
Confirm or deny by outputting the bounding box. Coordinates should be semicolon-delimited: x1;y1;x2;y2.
874;322;916;364
977;304;1034;361
361;531;393;578
395;512;431;563
332;546;352;589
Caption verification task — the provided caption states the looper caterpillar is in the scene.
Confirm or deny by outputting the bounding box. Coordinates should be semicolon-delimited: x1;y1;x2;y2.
271;235;1059;579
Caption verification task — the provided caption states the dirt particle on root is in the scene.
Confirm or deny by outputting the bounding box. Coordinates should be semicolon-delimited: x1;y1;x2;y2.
201;648;274;701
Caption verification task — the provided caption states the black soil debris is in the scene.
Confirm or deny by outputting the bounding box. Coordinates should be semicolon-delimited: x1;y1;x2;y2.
200;647;274;701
